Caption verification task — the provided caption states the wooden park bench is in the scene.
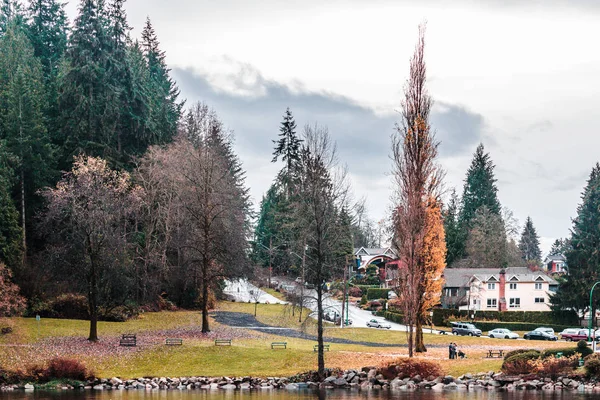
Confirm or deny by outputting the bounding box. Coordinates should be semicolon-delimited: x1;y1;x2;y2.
313;344;330;352
165;338;183;346
438;330;449;335
271;342;287;349
215;339;232;346
486;349;504;358
119;334;137;347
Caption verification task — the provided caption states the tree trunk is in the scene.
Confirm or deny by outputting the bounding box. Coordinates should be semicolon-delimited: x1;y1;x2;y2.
88;257;99;342
415;316;427;352
20;168;26;266
317;283;325;380
254;301;258;316
201;260;210;333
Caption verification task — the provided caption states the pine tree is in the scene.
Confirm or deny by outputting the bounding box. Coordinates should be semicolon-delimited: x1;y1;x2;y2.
141;17;182;146
0;24;54;264
549;238;569;257
443;188;461;266
26;0;68;80
456;143;502;260
518;216;541;262
58;0;119;167
551;164;600;317
272;108;302;190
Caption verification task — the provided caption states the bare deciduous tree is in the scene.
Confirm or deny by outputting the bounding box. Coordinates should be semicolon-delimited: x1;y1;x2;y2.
41;156;142;341
293;123;350;379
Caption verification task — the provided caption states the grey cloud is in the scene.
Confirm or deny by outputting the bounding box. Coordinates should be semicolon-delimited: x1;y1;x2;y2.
552;170;590;192
172;65;486;174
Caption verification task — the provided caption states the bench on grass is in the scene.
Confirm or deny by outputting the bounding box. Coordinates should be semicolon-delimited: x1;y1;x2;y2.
119;334;137;347
313;344;330;352
215;339;232;346
438;330;449;335
486;349;504;358
165;338;183;346
271;342;287;349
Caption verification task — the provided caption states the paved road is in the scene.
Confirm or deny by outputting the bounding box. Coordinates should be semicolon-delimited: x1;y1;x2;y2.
223;279;286;304
212;311;444;348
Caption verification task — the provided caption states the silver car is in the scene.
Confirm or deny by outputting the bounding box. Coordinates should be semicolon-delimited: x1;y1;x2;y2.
488;328;519;339
366;319;391;329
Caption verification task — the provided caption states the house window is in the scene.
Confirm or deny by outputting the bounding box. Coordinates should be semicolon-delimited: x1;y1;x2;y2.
509;298;521;308
535;298;545;303
487;298;497;308
487;283;496;290
535;283;543;290
445;288;458;297
509;283;517;290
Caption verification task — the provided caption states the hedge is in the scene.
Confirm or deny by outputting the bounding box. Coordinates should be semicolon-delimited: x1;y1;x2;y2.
433;309;578;327
468;321;573;332
366;288;390;300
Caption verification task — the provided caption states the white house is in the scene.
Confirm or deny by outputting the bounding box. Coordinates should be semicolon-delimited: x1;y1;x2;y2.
442;267;559;312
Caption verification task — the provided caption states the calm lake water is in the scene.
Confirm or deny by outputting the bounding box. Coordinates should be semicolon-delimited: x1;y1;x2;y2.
2;391;600;400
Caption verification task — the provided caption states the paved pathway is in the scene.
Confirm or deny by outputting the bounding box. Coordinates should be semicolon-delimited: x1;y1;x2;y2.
212;311;445;348
223;279;286;304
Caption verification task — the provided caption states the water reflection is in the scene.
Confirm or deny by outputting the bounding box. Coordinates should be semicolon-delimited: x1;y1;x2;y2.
1;390;598;400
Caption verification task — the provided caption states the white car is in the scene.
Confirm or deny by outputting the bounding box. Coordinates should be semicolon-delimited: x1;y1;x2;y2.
366;319;391;329
488;328;519;339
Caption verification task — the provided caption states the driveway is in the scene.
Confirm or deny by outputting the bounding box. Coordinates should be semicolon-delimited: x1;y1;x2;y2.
223;279;286;304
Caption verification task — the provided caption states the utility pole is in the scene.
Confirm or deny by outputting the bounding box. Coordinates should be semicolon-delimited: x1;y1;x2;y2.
268;237;272;288
341;256;347;328
299;242;306;323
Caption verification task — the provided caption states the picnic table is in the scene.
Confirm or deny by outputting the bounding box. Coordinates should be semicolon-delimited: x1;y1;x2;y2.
486;349;504;358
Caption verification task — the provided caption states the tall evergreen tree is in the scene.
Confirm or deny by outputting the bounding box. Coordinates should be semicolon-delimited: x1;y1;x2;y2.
0;0;24;36
518;216;541;262
443;188;461;266
26;0;68;80
58;0;119;167
272;108;302;191
455;143;501;260
0;24;54;264
141;17;182;146
551;164;600;318
549;238;569;257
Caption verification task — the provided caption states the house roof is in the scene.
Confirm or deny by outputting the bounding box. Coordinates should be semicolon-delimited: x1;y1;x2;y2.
544;254;567;263
442;267;558;288
354;247;396;257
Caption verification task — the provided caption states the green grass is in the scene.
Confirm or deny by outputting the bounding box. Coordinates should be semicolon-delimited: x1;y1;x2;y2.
217;301;316;330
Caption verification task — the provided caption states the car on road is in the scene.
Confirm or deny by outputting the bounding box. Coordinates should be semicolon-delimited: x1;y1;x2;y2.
366;319;391;329
524;329;558;341
488;328;519;339
451;322;482;337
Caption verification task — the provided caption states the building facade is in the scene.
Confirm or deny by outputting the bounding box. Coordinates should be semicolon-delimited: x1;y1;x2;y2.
442;267;559;312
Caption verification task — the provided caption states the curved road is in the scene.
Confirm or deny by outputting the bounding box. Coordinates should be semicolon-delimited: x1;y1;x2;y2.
212;311;444;348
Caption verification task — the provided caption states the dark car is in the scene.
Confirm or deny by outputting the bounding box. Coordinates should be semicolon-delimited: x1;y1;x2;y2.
451;322;482;337
524;329;558;341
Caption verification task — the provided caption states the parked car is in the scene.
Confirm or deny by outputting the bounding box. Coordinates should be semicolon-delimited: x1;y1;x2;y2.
524;329;558;341
534;327;555;335
488;328;519;339
563;329;600;342
366;319;391;329
559;328;581;341
451;322;482;337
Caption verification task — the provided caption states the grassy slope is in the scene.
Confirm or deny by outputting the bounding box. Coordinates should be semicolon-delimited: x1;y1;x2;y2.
1;302;573;379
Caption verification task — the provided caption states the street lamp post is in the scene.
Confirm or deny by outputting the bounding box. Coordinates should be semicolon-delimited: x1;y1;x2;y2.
589;281;600;342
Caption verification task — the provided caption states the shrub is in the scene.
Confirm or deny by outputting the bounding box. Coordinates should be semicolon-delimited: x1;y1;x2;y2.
348;287;362;297
542;345;592;359
366;288;389;300
433;308;578;327
585;353;600;377
383;311;404;324
46;357;92;381
530;355;578;379
360;295;367;306
380;358;442;379
388;299;402;313
503;349;541;360
501;351;541;375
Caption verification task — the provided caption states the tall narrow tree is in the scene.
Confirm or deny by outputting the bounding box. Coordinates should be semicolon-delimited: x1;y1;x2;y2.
391;24;445;355
443;189;461;266
272;107;302;195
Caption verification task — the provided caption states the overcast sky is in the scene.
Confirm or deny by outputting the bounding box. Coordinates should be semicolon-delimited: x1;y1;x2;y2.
66;0;600;255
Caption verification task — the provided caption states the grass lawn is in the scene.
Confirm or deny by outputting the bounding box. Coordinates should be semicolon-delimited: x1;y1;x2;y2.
0;303;580;379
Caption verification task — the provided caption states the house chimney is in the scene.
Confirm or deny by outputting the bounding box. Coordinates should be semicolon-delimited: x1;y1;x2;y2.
499;268;507;312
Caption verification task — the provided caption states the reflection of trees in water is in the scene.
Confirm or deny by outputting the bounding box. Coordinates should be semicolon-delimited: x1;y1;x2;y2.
53;386;576;400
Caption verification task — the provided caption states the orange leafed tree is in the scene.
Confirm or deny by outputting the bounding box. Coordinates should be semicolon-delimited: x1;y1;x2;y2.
391;24;446;356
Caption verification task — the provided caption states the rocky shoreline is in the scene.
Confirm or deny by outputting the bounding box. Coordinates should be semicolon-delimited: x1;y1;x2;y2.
2;368;600;392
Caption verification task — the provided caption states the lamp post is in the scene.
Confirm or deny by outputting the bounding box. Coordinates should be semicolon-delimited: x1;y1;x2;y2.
589;281;600;342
